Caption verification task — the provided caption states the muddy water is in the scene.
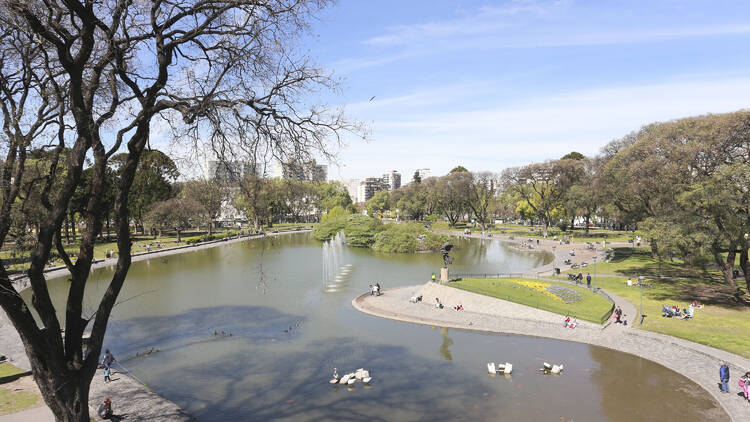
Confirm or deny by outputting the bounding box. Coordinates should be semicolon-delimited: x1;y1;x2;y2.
36;233;727;421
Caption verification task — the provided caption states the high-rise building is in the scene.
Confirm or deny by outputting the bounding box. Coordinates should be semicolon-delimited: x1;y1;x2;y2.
204;160;264;183
272;160;327;181
357;177;388;202
415;168;431;180
382;170;401;191
342;179;361;203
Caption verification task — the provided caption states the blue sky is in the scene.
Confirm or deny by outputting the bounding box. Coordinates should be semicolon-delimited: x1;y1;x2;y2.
305;0;750;181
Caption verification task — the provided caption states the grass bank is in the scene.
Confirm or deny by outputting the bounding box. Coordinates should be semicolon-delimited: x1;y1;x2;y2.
431;221;643;244
1;224;314;274
0;363;39;416
451;277;613;324
563;247;750;358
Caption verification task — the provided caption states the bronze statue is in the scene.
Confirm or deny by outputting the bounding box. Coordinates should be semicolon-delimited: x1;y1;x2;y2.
440;242;454;267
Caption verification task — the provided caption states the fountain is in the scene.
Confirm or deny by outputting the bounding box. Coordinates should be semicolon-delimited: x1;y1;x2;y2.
323;232;352;292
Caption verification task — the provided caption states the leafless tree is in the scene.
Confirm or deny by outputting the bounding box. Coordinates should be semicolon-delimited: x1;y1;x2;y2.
0;1;362;420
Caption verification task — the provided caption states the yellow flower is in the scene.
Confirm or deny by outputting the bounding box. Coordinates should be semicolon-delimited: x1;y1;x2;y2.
513;281;564;302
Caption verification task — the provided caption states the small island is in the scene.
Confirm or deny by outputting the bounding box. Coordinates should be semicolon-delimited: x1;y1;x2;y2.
312;214;450;253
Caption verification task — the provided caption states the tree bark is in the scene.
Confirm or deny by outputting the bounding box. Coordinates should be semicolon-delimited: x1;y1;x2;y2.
70;211;76;242
740;244;749;295
713;244;738;292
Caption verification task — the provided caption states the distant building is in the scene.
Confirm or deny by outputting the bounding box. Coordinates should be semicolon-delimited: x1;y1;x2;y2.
382;170;401;191
272;160;327;181
358;177;388;202
415;168;431;180
342;179;361;203
204;161;264;183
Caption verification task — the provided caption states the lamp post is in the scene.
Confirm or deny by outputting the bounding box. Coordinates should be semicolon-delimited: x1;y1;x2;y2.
638;275;645;325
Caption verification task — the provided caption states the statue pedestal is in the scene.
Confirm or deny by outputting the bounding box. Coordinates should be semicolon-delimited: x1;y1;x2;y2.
440;267;449;283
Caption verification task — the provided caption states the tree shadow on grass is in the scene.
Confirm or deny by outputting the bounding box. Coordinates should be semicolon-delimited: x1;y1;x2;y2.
646;278;749;308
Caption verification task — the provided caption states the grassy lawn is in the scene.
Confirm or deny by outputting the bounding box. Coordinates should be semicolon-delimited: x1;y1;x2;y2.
431;221;642;243
585;275;750;358
560;247;750;357
451;277;613;323
0;363;40;416
0;224;316;274
593;246;727;279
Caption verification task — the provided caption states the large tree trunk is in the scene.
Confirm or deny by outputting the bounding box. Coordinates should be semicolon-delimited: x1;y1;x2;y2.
32;360;95;422
541;219;549;237
208;220;213;235
584;214;590;234
740;245;749;295
713;244;738;292
177;229;182;242
70;211;76;242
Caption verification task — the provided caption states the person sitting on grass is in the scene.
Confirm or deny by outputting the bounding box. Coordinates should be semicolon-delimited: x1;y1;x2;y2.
683;307;694;319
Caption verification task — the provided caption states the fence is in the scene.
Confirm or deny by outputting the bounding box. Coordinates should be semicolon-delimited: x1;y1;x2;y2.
447;272;616;325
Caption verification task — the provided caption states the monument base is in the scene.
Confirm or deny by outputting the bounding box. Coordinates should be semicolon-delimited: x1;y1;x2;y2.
440;267;449;283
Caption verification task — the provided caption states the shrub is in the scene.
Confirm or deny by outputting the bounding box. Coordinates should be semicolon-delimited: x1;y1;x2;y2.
312;214;383;247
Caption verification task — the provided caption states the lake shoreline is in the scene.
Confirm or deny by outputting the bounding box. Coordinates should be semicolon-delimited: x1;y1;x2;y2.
354;230;750;422
1;229;309;421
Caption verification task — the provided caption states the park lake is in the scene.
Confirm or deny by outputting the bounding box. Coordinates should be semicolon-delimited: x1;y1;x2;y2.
28;233;726;421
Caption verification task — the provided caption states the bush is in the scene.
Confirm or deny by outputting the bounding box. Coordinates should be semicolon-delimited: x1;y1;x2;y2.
372;222;449;253
312;214;383;247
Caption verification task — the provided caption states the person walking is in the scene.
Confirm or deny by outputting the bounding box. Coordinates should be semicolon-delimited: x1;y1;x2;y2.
101;349;115;369
719;362;730;393
104;367;111;383
586;273;592;289
741;371;750;401
614;306;622;323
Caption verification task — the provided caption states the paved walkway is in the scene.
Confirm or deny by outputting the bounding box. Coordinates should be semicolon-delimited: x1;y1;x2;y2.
0;406;52;422
354;284;749;421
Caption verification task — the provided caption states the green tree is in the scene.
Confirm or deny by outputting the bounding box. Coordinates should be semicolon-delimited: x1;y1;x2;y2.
145;198;205;242
412;171;422;184
466;172;496;230
180;179;228;234
366;190;390;217
502;160;583;237
434;171;471;226
450;165;469;173
111;150;179;234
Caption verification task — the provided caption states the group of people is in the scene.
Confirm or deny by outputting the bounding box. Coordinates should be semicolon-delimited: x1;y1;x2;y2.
563;315;578;328
662;304;695;319
719;362;750;403
369;283;382;296
613;306;626;325
433;297;463;311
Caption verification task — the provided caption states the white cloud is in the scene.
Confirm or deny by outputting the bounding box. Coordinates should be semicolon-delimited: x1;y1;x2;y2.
335;75;750;178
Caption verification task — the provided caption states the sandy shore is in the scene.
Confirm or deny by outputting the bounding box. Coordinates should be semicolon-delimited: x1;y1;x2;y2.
1;229;309;421
354;231;750;422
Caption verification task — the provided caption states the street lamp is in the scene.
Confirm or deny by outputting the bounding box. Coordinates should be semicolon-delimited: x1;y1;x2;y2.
638;275;645;325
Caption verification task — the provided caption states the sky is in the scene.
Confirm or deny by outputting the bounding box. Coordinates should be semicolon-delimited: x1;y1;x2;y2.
303;0;750;181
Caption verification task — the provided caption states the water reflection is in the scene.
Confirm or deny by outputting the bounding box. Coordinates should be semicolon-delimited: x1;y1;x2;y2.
31;233;726;421
439;327;454;361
